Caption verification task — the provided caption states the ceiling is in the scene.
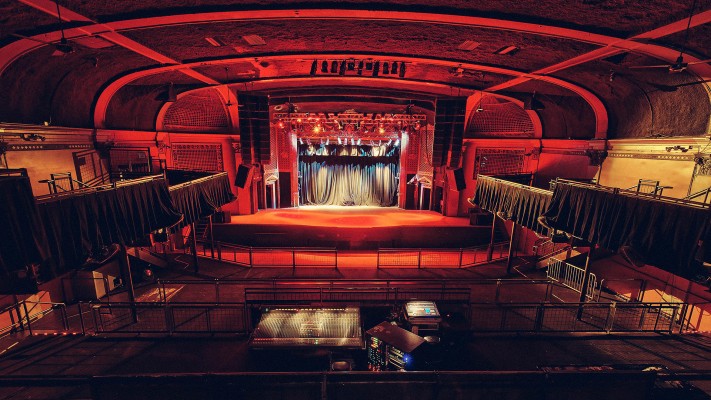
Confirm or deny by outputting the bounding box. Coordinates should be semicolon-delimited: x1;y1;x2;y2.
0;0;709;138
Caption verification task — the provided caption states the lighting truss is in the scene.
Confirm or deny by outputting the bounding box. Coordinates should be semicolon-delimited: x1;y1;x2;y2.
274;111;426;140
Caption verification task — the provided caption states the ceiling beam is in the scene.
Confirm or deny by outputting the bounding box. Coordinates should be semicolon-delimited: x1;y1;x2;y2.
91;53;608;135
15;0;219;85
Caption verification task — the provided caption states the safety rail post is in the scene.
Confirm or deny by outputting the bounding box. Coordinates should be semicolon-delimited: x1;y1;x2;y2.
206;306;212;333
215;279;220;304
458;249;463;268
544;282;552;302
209;215;215;259
8;307;17;333
669;306;678;334
417;250;422;269
78;303;86;335
334;250;338;270
376;250;380;269
654;304;662;331
217;243;222;261
638;280;647;302
495;280;502;303
60;305;69;331
506;222;518;274
249;247;253;268
487;214;496;261
190;222;199;274
678;303;690;334
605;302;616;333
638;304;648;330
22;301;32;335
534;303;545;331
292;250;297;272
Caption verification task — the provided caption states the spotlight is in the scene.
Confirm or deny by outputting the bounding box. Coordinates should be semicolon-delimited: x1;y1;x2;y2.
331;61;338;73
383;62;389;74
399;63;406;78
373;61;380;77
347;60;355;70
391;62;398;74
338;137;342;145
299;137;303;145
357;138;361;146
379;126;385;134
387;139;392;146
351;138;355;145
365;61;373;71
394;138;400;147
278;121;284;128
326;138;330;145
357;60;364;75
379;140;382;146
310;60;318;76
321;61;328;73
313;125;321;133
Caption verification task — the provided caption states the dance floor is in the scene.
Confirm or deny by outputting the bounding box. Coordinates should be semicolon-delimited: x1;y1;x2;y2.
213;207;497;249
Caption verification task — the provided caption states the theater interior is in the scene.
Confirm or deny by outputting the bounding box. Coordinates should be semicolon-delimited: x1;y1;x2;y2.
1;0;711;399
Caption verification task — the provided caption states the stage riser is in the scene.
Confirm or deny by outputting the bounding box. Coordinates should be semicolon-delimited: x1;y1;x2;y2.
212;225;494;250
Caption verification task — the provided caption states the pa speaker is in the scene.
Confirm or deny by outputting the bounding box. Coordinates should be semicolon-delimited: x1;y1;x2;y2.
447;168;466;191
235;164;254;188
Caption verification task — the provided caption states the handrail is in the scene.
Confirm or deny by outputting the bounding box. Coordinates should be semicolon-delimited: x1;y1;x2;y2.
168;171;229;191
35;174;164;202
555;178;708;208
0;168;28;177
478;174;553;195
684;186;711;202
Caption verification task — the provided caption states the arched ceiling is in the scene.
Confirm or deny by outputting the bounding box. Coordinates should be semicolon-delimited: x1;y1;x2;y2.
0;0;709;139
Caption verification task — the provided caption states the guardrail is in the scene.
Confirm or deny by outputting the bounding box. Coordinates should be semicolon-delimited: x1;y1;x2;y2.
192;240;509;269
0;299;69;336
469;302;680;333
547;257;597;301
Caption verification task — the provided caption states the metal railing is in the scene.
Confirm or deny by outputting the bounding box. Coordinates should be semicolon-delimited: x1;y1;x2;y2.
0;299;69;337
684;186;711;203
597;278;647;302
193;240;508;269
469;302;680;333
547;257;597;301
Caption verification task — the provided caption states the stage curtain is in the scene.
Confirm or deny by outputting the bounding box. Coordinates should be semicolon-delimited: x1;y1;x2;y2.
472;175;552;234
542;182;710;278
0;176;49;278
169;172;236;229
37;178;182;277
299;156;399;206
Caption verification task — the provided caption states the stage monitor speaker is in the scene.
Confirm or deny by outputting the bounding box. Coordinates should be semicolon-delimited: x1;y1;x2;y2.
235;164;254;188
447;168;466;191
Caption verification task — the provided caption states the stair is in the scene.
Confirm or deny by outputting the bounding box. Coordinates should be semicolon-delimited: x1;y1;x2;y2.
130;248;168;268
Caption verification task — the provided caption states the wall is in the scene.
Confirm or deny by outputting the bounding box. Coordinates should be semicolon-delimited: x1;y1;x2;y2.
599;137;711;199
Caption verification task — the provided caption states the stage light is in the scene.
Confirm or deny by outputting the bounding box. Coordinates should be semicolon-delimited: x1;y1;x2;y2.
399;63;406;77
373;61;380;77
314;125;321;133
299;137;303;145
347;60;355;71
357;138;361;145
339;60;346;75
351;138;355;145
331;61;338;73
394;138;400;147
379;127;385;134
297;118;302;123
379;140;382;146
391;62;398;74
326;138;330;145
338;137;342;145
387;139;392;146
383;62;389;74
321;61;328;73
278;121;284;128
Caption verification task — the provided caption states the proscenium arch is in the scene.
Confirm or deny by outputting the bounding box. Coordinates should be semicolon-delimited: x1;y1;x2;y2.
93;53;608;137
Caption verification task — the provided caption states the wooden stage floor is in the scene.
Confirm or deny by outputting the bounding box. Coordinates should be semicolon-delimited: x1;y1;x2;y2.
213;207;498;249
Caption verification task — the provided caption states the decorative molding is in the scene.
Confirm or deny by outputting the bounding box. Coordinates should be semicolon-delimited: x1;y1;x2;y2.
606;151;696;161
8;143;91;151
540;149;588;156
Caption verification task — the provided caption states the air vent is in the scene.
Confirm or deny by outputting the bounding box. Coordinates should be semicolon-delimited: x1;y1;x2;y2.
242;35;266;46
457;40;480;51
205;37;226;47
494;45;519;55
72;36;115;49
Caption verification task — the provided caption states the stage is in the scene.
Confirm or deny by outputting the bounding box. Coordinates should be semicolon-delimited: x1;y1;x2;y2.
212;207;499;249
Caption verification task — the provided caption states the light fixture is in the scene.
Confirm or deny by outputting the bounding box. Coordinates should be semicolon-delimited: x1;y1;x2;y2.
382;62;389;74
356;138;361;146
326;138;330;145
399;63;406;78
21;133;46;142
338;137;342;145
394;138;400;147
321;61;328;73
386;139;392;146
310;60;318;76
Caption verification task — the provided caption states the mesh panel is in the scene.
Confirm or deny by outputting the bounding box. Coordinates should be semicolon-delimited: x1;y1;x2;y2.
474;148;525;177
417;127;434;176
406;133;419;172
163;89;229;131
469;97;535;137
109;148;151;174
171;143;223;172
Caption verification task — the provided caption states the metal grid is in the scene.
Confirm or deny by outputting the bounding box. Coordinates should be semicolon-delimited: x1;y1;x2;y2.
171;143;223;172
473;148;525;177
109;147;151;176
417;127;434;176
468;98;535;137
163;89;229;130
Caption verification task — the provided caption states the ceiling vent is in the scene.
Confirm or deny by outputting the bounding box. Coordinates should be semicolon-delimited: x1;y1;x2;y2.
242;35;266;46
457;40;480;51
494;45;519;55
205;37;227;47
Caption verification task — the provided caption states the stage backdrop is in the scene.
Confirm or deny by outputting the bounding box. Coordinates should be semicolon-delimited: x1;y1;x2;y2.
299;144;399;206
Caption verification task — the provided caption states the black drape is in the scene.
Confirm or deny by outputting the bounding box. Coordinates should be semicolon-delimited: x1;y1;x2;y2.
542;182;710;279
0;176;49;276
299;156;399;206
37;179;182;277
169;172;236;228
472;175;552;234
